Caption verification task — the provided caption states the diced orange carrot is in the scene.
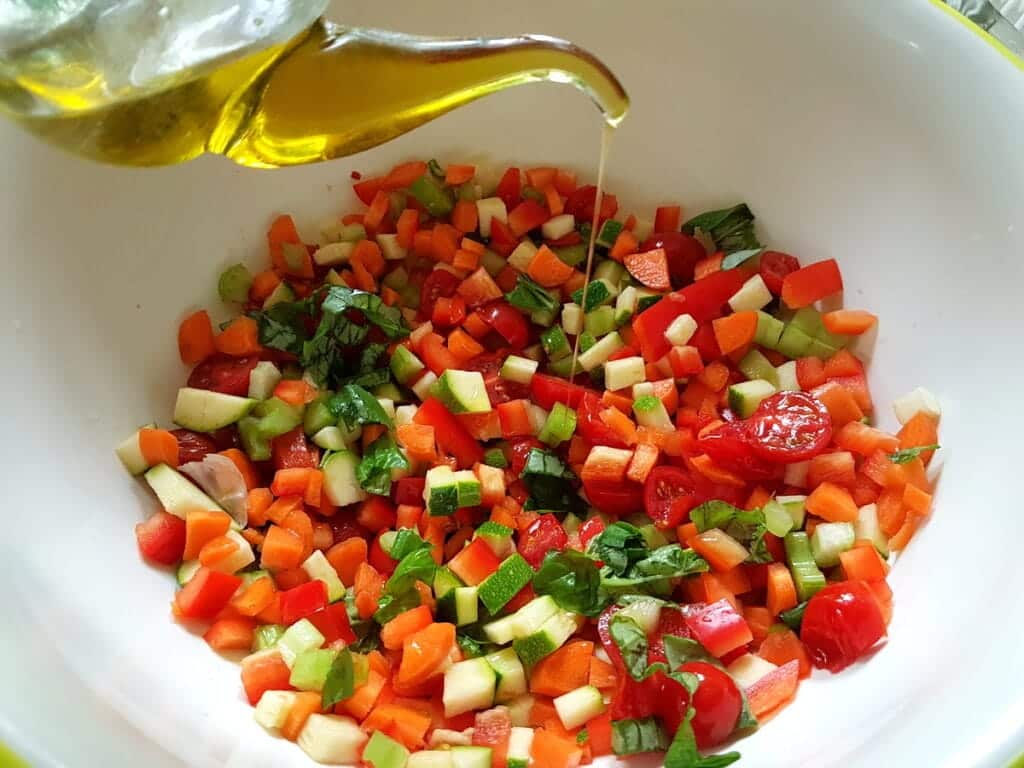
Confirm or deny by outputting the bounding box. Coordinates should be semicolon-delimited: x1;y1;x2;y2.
445;164;476;186
396;208;420;249
812;382;865;427
245;488;273;527
381;605;434;651
397;423;436;462
743;606;773;644
903;484;933;516
231;575;277;617
598;408;638;446
177;310;216;365
281;691;321;741
452;200;479;233
822;309;877;335
448;327;485;363
527;245;575;288
327;537;368;587
249;270;282;303
139;428;179;468
712;311;758;355
766;563;798;616
261;525;305;570
839;545;888;581
184;510;233;560
609;230;639;262
198;534;239;567
834;421;899;457
897;411;940;466
214;316;261;356
759;628;811;678
397;622;456;686
805;481;858;522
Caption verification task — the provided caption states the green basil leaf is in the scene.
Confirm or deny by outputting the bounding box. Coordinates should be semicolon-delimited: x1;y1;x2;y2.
389;528;432;561
520;448;580;512
691;500;772;564
889;444;939;464
681;204;760;254
609;614;649;680
385;547;436;596
533;550;608;617
664;715;741;768
505;275;559;315
329;384;393;429
321;649;354;709
372;589;421;625
611;718;668;755
590;521;649;577
249;299;313;356
357;434;409;496
719;247;764;271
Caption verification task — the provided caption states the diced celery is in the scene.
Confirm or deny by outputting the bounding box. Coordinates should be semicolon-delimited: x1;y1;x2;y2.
806;338;839;360
218;263;253;303
754;311;786;350
253;624;286;652
409;174;454;217
784;532;827;602
763;500;794;537
810;522;856;568
290;648;338;692
507;240;538;272
277;619;326;667
776;494;807;528
541;326;571;361
538;402;578;447
776;323;815;359
789;307;824;336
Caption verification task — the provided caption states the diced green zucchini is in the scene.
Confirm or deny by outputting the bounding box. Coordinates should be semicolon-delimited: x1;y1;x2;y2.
810;522;856;568
513;612;580;667
614;286;638;326
754;311;785;350
596;220;624;248
583;305;617;337
728;274;772;312
573;279;615;311
763;499;794;537
633;394;673;430
854;503;890;558
302;550;345;602
507;727;534;768
554;685;606;730
296;713;368;765
312;426;348;450
577;331;623;372
482;614;518;645
507;240;538;273
562;303;584;335
443;658;497;717
176;559;201;585
290;648;338;692
412;371;439;401
248;361;283;400
789;307;824;336
432;370;492;414
636;290;662;313
775;360;800;392
479;554;535;614
664;313;698;346
617;598;662;634
453;469;482;508
315;242;355;267
553;243;586;268
728;379;776;418
486;647;528;703
322;450;367;507
409;174;454;217
538;402;577;448
144;464;222;518
303;394;336;437
253;624;285;652
738;349;779;387
578;331;597;354
438;585;480;627
501;355;538;385
604;356;645;392
251;397;304;439
638;524;669;550
450;746;493;768
377;233;407;261
541;325;571;361
363;731;411;768
173;387;256;432
784;532;827;602
238;416;270;460
776;323;815;359
806;338;839;360
391;346;426;387
277;619;326;667
483;447;508;469
425;466;459;517
475;521;515;558
373;382;404;404
433;567;465;599
777;494;807;528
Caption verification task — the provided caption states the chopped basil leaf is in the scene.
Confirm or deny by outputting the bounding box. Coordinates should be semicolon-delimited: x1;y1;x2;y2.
389;528;432;561
520;448;580;512
682;204;761;254
457;634;487;658
505;275;559;316
609;614;650;680
357;434;409;496
590;522;649;577
611;718;668;755
385;547;436;595
428;158;445;178
889;444;939;464
664;715;741;768
779;601;807;633
373;589;421;625
691;500;772;564
719;247;765;271
249;298;313;356
321;649;354;709
328;384;393;429
533;550;608;617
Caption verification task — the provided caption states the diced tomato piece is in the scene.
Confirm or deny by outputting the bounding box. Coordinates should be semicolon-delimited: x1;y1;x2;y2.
279;580;329;626
135;511;186;565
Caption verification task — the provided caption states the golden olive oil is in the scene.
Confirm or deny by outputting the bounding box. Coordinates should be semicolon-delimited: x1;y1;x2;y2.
1;20;629;167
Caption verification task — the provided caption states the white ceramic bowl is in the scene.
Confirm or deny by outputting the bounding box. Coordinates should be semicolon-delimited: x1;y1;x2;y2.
2;1;1023;766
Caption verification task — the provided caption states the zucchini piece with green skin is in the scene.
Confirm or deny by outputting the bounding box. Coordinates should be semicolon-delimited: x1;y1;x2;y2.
754;311;785;350
554;244;586;267
289;648;338;692
572;278;615;311
144;464;223;518
583;305;617;336
312;426;347;450
483;595;559;645
173;388;256;432
439;585;480;626
775;360;800;392
391;346;426;387
432;370;492;414
363;731;410;768
738;349;779;387
478;554;535;614
594;259;627;289
238;416;271;460
541;325;572;361
322;451;367;507
810;521;856;567
443;658;497;717
507;727;534;768
596;220;624;249
433;567;465;600
409;174;454;217
554;685;606;730
776;323;815;359
304;393;336;436
854;503;889;558
176;559;201;585
425;466;459;517
483;447;508;469
453;470;482;508
633;395;673;430
777;494;807;528
409;753;454;768
728;379;777;418
474;521;515;558
450;746;493;768
538;402;577;448
252;623;286;651
784;532;827;602
577;331;623;372
302;550;345;602
513;611;580;667
562;303;584;335
251;397;304;439
262;280;296;309
500;355;538;385
373;382;404;404
248;361;283;400
614;286;638;326
486;647;528;703
277;619;326;667
806;337;839;360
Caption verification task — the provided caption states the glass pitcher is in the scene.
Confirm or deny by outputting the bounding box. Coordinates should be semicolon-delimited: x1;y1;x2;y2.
0;0;628;167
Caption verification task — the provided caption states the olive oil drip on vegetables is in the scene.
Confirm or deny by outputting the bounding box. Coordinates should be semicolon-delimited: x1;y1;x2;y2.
569;122;615;379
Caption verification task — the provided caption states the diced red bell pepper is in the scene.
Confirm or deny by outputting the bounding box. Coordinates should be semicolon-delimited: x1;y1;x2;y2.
175;567;242;620
680;269;746;322
683;599;754;658
507;199;549;237
394;477;426;507
528;374;588;411
518;514;568;568
781;259;843;309
633;293;689;363
578;517;606;548
280;580;329;626
495;167;522;210
448;538;502;585
306;602;357;645
414;398;484;468
746;659;800;718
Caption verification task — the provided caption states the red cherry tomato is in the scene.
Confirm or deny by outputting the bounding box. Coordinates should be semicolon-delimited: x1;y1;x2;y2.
597;606;662;720
418;269;461;320
518;513;568;568
393;477;426;507
758;250;801;295
577;393;628;448
187;355;258;396
171;429;219;464
643;465;703;528
565;185;619;225
271;426;319;470
134;511;186;565
658;662;743;749
801;581;887;672
583;477;644;517
696;421;777;480
640;231;706;288
529;374;588;411
484;372;529;405
646;606;693;662
477;301;530;349
578;516;606;548
743;391;833;462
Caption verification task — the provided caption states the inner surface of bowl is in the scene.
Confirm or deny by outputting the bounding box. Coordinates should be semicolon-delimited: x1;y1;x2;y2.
2;1;1023;766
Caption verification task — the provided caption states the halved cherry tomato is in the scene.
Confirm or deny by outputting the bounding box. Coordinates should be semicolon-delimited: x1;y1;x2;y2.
508;437;544;476
187;355;259;396
743;391;833;462
565;185;618;225
578;393;627;448
418;270;461;320
584;477;644;517
697;421;776;480
135;511;186;565
477;301;530;350
640;231;706;288
658;662;742;749
518;514;567;568
643;465;703;528
801;581;887;672
758;251;801;295
271;427;320;470
171;429;219;464
495;167;522;210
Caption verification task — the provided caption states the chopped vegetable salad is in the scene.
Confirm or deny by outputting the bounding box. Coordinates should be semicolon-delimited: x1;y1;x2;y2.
118;159;942;767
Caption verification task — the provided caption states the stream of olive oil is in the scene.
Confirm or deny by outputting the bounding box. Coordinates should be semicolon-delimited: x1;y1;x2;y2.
3;19;629;168
569;122;614;380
